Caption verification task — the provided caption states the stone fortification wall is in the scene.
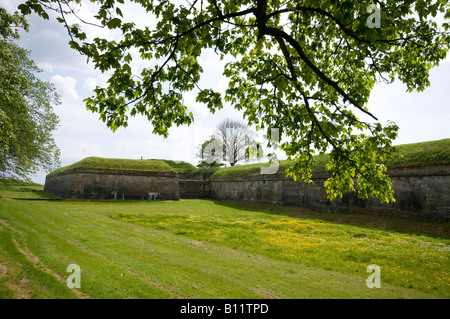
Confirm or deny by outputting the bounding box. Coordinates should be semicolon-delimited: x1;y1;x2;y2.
44;164;449;221
44;168;179;200
178;173;211;199
209;165;449;221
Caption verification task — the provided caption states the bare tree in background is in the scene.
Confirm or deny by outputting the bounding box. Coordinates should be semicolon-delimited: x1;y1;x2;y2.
198;118;261;167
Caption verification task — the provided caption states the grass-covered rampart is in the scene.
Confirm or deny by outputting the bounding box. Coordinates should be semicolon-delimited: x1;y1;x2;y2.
209;139;450;179
45;139;449;179
48;157;193;176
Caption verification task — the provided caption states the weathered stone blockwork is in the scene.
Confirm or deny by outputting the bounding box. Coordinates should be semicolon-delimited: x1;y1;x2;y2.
44;168;179;200
44;164;449;221
209;165;450;221
178;173;211;199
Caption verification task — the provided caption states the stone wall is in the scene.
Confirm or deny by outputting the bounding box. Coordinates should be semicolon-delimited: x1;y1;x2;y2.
44;168;179;200
178;173;211;199
209;165;450;221
44;164;449;221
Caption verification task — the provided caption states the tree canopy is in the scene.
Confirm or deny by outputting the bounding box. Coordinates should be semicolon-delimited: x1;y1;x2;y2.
0;8;61;181
17;0;450;202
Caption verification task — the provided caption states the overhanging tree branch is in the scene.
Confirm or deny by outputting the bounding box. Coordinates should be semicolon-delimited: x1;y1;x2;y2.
265;26;378;121
274;34;377;183
273;34;338;150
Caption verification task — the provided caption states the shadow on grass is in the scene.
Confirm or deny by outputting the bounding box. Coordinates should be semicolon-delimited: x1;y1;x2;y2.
211;200;450;239
1;189;60;200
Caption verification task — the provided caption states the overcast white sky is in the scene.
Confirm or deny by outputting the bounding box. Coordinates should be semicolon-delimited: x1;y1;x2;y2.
3;1;450;184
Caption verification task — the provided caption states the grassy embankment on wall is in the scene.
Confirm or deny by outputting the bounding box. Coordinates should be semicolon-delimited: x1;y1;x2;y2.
208;138;450;179
47;157;179;175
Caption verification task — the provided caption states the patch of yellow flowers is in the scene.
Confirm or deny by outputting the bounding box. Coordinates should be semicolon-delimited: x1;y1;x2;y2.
112;213;449;295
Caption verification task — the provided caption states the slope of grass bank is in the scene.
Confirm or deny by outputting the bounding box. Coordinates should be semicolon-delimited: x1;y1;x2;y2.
209;139;450;179
384;138;450;168
48;157;198;176
0;181;58;199
0;188;448;299
155;160;196;173
48;157;177;176
0;179;42;191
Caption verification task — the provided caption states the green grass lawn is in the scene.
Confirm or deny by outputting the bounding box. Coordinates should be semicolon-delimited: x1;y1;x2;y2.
0;188;448;299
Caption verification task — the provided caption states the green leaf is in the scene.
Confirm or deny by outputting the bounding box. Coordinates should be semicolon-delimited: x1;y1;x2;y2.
107;18;122;29
17;4;31;15
116;7;123;18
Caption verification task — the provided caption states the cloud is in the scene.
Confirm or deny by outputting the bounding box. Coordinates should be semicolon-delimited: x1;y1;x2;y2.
82;77;99;93
366;60;450;145
51;75;81;101
81;74;110;96
17;15;88;74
